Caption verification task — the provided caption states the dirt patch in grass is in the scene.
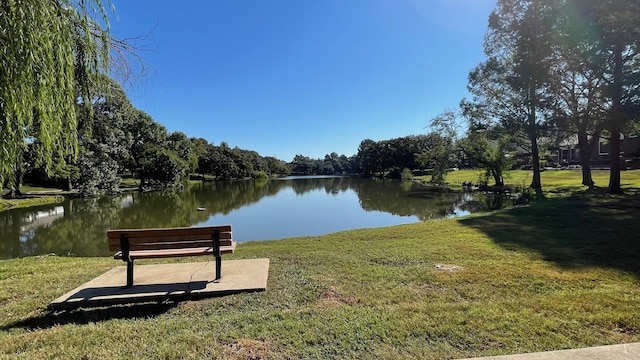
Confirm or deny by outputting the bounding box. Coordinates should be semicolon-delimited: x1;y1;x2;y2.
434;264;465;272
224;339;271;360
317;286;360;307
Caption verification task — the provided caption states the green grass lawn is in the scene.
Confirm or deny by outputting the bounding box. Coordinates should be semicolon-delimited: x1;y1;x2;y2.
1;184;67;211
0;195;64;212
420;169;640;193
1;181;639;359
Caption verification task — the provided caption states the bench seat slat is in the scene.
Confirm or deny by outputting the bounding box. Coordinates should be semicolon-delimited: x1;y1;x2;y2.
114;242;237;260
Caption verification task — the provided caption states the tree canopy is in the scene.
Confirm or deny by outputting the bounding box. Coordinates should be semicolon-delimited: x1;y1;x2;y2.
1;0;111;194
461;0;640;194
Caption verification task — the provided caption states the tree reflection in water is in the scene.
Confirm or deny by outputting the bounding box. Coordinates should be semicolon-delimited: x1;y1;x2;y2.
0;177;507;259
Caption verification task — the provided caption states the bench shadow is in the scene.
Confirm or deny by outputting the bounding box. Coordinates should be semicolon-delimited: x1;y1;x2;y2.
457;188;640;277
48;280;212;310
3;281;214;331
1;302;178;331
61;280;209;303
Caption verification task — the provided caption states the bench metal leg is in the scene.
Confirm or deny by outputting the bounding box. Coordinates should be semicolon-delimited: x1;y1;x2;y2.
213;229;221;283
126;260;134;288
214;256;221;282
120;233;134;287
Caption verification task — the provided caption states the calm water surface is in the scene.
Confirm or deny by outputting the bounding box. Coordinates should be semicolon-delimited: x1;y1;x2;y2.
0;177;505;259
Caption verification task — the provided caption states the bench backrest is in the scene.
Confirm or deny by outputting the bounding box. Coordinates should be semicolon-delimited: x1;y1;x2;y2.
107;225;232;252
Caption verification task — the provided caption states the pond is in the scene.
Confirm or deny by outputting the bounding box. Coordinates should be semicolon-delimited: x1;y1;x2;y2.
0;177;507;259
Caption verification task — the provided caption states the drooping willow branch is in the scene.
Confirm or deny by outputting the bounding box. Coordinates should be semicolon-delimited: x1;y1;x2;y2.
0;0;111;189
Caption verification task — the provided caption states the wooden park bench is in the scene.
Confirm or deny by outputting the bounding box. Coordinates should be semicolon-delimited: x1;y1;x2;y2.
107;225;237;287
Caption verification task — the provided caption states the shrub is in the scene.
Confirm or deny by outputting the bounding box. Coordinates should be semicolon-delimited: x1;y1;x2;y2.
401;168;413;181
254;170;269;180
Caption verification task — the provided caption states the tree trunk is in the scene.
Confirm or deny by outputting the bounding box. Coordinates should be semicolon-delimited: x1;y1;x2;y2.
528;87;543;197
492;168;504;187
580;162;594;188
8;186;20;199
63;200;73;217
138;177;145;192
65;155;74;192
8;185;22;198
608;129;622;194
577;128;594;188
607;43;624;194
9;165;24;198
530;135;543;197
65;177;73;192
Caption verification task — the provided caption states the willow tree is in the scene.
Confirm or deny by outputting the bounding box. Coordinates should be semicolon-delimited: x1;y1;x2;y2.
0;0;111;196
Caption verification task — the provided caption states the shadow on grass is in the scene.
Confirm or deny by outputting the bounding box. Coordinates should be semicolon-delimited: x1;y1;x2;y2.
458;187;640;277
1;302;177;331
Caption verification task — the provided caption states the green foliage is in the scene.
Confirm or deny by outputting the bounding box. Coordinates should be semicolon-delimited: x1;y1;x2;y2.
465;0;558;195
458;131;514;187
139;145;189;189
546;1;610;187
73;76;134;195
401;168;413;181
291;154;315;175
191;142;291;180
190;137;210;176
125;109;169;176
415;133;453;185
0;0;111;191
357;135;446;177
595;1;640;193
76;149;120;196
265;156;292;176
254;170;269;180
168;131;195;170
289;153;354;176
464;0;640;194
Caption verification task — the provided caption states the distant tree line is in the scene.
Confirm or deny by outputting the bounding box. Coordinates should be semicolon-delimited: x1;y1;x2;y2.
289;153;358;176
355;135;452;181
192;140;291;181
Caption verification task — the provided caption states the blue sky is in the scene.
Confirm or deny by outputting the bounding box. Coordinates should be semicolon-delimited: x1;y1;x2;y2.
109;0;495;162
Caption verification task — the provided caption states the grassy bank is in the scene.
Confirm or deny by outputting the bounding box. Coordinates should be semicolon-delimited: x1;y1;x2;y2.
0;195;63;212
1;188;639;359
427;169;640;193
1;184;68;212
